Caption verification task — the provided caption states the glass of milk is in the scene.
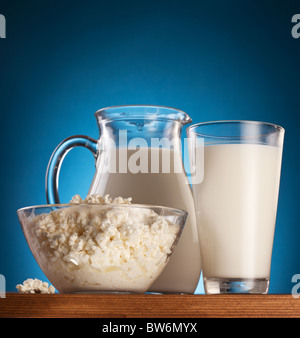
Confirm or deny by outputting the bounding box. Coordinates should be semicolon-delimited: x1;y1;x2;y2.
187;121;284;294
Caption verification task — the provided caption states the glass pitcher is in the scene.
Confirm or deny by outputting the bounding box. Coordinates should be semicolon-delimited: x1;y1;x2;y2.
46;105;201;294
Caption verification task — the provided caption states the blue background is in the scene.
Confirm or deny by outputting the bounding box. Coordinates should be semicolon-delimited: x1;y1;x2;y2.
0;0;299;294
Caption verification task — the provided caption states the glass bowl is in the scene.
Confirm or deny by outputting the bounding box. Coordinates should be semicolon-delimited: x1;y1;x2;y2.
17;203;187;293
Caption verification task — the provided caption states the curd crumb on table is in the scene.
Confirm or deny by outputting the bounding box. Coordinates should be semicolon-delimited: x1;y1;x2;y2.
16;278;55;294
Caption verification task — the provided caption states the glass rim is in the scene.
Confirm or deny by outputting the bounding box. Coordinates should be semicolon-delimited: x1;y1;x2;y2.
94;105;192;125
187;120;285;139
17;202;188;218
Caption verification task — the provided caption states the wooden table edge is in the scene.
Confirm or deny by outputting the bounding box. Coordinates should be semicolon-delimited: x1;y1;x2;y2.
0;293;299;318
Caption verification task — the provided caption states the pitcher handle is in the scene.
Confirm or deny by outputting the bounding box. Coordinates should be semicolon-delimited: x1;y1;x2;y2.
45;135;98;204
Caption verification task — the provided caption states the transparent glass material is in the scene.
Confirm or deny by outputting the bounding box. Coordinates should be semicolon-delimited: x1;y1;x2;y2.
17;203;187;294
45;105;201;294
187;121;284;294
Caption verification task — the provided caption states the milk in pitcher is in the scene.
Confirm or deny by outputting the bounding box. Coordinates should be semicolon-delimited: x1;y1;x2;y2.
89;147;201;293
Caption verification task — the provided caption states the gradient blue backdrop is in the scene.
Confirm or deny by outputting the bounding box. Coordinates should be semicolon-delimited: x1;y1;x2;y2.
0;0;299;294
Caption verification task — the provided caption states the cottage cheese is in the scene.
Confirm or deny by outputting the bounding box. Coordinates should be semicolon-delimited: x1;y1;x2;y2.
16;278;55;294
70;194;132;205
28;195;180;293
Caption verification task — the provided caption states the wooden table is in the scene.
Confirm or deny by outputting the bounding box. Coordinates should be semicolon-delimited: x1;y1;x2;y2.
0;293;299;318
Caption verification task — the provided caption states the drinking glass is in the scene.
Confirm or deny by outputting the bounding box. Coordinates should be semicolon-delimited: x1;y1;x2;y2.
187;121;284;294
